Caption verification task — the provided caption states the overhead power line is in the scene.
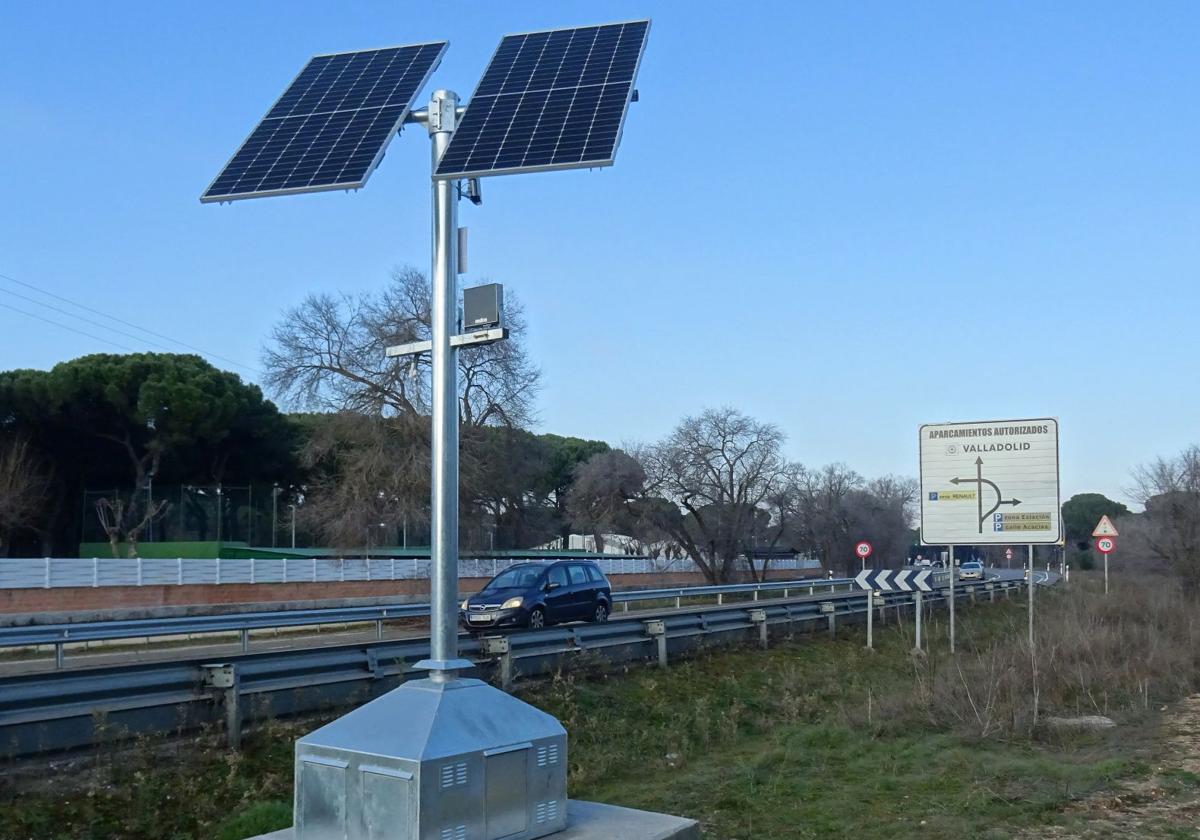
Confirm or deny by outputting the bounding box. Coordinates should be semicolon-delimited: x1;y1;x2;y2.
0;301;139;353
0;270;260;375
0;286;179;354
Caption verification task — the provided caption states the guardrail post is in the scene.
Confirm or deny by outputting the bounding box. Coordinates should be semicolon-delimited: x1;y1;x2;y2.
312;557;317;582
216;558;221;585
203;664;241;749
968;586;977;605
749;608;768;650
644;619;667;668
621;601;629;612
177;557;183;585
375;619;384;640
250;558;256;584
783;587;789;598
239;629;249;653
752;589;759;602
480;636;512;691
44;558;50;589
820;602;836;637
716;593;723;605
1065;564;1070;583
809;585;814;595
985;583;995;603
55;639;65;669
92;558;99;588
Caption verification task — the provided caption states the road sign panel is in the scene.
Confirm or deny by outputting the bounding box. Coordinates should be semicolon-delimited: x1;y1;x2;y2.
854;568;934;592
1005;548;1013;560
1092;515;1119;537
1096;536;1116;554
855;541;873;559
919;418;1061;545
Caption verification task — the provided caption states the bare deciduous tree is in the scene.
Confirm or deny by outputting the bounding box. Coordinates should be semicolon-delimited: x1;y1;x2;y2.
639;408;790;583
0;436;51;554
773;467;916;576
263;267;539;427
94;496;169;558
1129;445;1200;592
295;412;431;551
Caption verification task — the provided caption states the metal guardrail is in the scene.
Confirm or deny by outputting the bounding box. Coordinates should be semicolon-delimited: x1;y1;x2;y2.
0;578;1028;759
0;576;854;664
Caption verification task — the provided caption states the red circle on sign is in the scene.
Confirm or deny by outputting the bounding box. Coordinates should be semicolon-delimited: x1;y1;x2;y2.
855;541;873;558
1096;537;1116;555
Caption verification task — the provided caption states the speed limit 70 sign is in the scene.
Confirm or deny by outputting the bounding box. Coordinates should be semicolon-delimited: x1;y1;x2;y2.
1096;537;1116;555
855;541;873;559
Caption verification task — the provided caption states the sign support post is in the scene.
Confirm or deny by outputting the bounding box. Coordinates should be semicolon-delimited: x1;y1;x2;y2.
1095;536;1116;594
1027;543;1034;648
948;544;955;654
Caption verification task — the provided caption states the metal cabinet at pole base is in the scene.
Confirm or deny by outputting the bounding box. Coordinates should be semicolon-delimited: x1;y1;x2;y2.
294;678;567;840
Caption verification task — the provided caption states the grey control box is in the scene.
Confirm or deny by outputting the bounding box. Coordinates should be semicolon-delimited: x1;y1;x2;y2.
463;283;503;329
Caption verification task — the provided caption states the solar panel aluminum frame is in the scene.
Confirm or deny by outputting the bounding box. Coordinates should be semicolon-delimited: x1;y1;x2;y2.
199;41;448;204
432;19;651;181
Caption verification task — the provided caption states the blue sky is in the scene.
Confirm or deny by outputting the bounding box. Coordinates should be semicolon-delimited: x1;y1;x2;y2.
1;2;1196;505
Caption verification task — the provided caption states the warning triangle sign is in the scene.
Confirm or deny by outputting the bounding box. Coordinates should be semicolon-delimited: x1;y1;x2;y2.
1092;515;1119;537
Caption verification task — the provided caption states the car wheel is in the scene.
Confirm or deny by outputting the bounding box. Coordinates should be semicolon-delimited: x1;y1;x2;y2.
527;607;546;630
592;602;609;623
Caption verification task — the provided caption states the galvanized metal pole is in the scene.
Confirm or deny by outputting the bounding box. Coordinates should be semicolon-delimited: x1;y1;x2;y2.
948;544;955;654
1027;543;1034;648
1104;551;1109;595
418;90;472;681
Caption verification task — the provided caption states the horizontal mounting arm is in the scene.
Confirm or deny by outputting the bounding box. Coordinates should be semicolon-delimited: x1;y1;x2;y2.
385;327;509;359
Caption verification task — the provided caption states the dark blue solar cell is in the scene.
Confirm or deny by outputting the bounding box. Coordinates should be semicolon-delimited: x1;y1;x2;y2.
202;42;446;202
435;20;650;179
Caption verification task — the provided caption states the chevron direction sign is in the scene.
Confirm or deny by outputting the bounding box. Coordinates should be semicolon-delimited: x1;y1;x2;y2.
854;568;934;592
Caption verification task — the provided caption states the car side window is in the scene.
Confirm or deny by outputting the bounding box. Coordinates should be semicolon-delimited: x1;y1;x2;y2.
567;565;589;586
547;566;569;587
585;565;605;584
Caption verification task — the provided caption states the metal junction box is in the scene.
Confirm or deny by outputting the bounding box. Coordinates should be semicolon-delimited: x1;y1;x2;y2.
463;284;503;330
294;677;567;840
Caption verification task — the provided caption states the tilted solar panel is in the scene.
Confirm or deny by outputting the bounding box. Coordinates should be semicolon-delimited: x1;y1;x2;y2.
434;20;650;180
201;42;447;203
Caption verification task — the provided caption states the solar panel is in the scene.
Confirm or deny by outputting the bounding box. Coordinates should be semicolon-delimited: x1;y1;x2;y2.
201;42;447;203
434;20;650;180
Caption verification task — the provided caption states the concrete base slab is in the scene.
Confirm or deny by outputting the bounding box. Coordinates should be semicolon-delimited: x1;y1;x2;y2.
248;799;699;840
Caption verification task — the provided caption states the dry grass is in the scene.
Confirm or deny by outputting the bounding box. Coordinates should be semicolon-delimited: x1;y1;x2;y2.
881;574;1200;740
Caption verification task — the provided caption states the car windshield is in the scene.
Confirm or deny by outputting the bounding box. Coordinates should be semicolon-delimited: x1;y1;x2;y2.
483;566;542;591
963;562;982;569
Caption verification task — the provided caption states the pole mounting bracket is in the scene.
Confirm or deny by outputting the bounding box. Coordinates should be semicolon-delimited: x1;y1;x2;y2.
385;327;509;358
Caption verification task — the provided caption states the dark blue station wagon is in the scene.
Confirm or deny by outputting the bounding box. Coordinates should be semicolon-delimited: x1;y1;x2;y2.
460;560;613;631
